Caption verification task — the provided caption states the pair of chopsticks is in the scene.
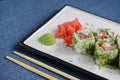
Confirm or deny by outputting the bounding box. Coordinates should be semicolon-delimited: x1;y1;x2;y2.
6;51;79;80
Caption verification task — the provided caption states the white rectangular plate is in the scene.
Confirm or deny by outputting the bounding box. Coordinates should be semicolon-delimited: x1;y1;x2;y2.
23;5;120;80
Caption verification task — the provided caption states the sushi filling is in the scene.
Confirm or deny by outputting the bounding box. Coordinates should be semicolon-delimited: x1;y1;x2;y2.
78;33;92;39
94;28;115;41
100;43;116;51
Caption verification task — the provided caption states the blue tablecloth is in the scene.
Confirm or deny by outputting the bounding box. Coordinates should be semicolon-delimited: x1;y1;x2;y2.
0;0;120;80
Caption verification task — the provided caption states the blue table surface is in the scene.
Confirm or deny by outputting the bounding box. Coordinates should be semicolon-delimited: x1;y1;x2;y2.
0;0;120;80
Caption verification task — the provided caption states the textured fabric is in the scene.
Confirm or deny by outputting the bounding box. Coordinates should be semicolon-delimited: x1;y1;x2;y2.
0;0;120;80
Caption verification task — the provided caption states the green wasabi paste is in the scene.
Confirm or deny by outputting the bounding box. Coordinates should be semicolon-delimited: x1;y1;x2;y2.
39;33;56;46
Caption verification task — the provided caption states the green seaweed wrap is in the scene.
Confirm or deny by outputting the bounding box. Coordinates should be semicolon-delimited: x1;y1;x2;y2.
119;52;120;68
72;28;95;54
116;35;120;68
94;40;119;67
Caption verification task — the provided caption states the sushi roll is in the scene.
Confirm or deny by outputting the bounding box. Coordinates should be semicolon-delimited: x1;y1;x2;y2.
94;40;119;67
72;28;95;54
94;28;116;41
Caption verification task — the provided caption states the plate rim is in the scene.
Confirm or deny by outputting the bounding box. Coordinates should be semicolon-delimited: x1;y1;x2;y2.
19;5;120;80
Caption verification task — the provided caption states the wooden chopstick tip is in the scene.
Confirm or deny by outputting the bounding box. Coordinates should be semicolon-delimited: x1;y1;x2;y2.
14;51;18;54
6;56;10;59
